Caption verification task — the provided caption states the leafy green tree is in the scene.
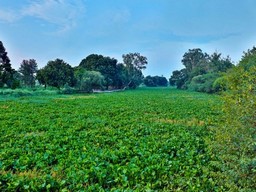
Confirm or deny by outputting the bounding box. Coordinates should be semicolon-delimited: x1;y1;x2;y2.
75;68;105;92
144;76;156;87
188;73;221;93
79;54;118;89
155;76;168;86
79;54;104;70
37;59;75;89
36;68;47;88
182;48;209;75
122;52;147;88
19;59;38;87
115;63;129;89
144;76;168;87
209;52;234;73
170;49;233;92
0;41;15;88
169;69;188;89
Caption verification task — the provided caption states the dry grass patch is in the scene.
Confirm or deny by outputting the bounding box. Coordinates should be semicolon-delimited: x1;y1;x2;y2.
154;118;205;126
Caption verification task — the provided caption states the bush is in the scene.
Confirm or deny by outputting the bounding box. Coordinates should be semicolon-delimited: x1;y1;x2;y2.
187;73;220;93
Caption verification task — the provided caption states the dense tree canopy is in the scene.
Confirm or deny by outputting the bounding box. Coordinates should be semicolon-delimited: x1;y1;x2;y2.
37;59;75;89
78;53;148;90
144;75;168;87
170;48;234;92
79;54;119;89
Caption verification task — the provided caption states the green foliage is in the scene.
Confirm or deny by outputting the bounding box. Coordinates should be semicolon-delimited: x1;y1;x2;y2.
169;69;188;89
208;47;256;191
188;73;221;93
122;53;147;88
79;54;118;89
37;59;75;89
0;41;15;88
74;68;105;92
212;75;228;92
170;49;234;93
143;75;168;87
0;88;58;99
181;48;209;74
19;59;38;88
0;88;223;191
78;53;147;90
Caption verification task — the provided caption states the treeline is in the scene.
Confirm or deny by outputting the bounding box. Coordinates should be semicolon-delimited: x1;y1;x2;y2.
0;41;153;92
170;47;256;190
169;48;234;93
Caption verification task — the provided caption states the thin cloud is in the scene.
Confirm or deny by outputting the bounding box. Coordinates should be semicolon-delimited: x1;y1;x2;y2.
21;0;86;32
0;9;20;23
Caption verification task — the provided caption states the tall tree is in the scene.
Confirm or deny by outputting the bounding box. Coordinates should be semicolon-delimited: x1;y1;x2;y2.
182;48;209;77
0;41;14;87
37;59;75;89
79;54;118;89
122;52;148;88
19;59;38;87
169;69;188;89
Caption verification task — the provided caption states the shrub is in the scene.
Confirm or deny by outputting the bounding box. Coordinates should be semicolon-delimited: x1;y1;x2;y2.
208;48;256;191
187;73;220;93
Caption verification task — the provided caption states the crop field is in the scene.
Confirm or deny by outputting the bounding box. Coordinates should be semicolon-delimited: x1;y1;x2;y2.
0;88;223;191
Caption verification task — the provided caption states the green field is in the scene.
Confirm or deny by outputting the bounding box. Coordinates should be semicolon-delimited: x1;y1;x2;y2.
0;88;223;191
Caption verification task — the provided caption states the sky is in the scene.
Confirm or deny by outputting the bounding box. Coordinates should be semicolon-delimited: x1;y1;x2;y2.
1;0;256;78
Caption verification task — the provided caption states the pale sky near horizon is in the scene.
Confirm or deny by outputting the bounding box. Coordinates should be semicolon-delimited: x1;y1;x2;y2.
1;0;256;78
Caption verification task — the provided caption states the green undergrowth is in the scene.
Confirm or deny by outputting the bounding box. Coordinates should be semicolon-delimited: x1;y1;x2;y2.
0;88;223;191
0;88;59;101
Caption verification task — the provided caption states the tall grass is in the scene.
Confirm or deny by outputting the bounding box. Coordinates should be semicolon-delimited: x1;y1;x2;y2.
0;87;59;98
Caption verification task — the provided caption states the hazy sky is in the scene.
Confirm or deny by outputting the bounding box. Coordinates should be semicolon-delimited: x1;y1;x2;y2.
1;0;256;77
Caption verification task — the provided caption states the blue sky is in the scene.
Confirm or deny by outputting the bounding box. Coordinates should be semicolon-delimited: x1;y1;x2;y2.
1;0;256;77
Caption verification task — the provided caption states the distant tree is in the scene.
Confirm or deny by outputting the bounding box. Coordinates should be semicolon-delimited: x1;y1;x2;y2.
115;63;129;89
209;52;234;72
79;54;104;70
182;48;209;75
37;59;75;89
122;52;147;88
170;48;234;92
79;54;118;89
0;41;15;88
144;76;156;87
169;69;188;89
155;76;168;86
36;68;47;88
19;59;38;87
144;76;168;87
75;68;105;92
